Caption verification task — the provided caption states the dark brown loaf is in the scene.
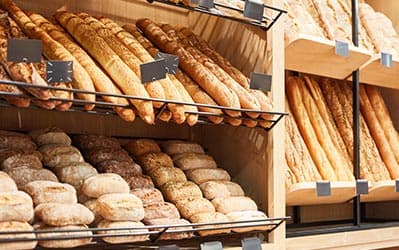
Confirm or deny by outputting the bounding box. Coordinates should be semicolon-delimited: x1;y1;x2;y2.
123;139;161;157
137;152;174;173
143;202;180;221
0;135;36;151
97;160;142;176
74;135;121;151
1;152;42;170
161;181;202;203
124;174;154;189
131;188;164;206
86;147;133;165
5;167;58;189
39;144;83;168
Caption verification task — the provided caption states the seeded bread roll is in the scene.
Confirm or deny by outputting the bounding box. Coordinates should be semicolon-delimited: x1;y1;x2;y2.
74;135;121;151
226;211;269;233
212;196;257;214
150;167;187;187
137;152;173;173
161;140;204;155
124;174;154;189
23;181;77;205
0;171;17;192
161;181;202;203
0;221;37;250
173;153;217;171
0;191;33;222
176;197;215;219
186;168;231;185
97;193;144;221
190;212;231;236
0;135;36;151
200;181;244;200
97;160;142;176
98;220;149;244
143;202;180;221
82;173;130;198
131;188;164;206
1;152;42;170
5;167;58;190
124;139;161;157
86;147;133;166
36;224;92;248
38;144;83;168
145;218;193;240
35;203;94;226
54;162;98;189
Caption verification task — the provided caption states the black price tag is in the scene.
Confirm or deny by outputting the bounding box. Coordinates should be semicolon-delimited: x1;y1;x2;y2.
243;0;264;21
335;40;349;58
356;179;368;195
140;59;167;83
381;52;393;68
395;179;399;192
46;61;73;83
200;241;223;250
241;237;262;250
316;181;331;197
7;39;42;63
249;72;272;91
159;244;179;250
198;0;214;9
155;52;179;75
190;0;200;5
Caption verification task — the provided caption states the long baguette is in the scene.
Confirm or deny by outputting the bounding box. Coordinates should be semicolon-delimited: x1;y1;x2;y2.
95;17;187;124
0;64;30;107
249;89;273;128
135;19;241;118
29;13;135;122
55;11;154;124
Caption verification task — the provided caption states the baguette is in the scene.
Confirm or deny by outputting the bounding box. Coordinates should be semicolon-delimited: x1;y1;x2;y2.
29;13;135;121
134;19;241;117
55;12;154;124
0;64;30;107
249;89;273;127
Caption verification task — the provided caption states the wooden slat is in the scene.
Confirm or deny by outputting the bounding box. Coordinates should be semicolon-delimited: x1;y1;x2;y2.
358;55;399;89
361;181;399;203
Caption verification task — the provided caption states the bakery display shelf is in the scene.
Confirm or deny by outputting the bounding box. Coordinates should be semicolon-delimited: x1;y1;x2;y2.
145;0;286;31
286;181;356;206
285;34;372;80
0;217;288;246
358;55;399;89
361;180;399;203
0;79;287;131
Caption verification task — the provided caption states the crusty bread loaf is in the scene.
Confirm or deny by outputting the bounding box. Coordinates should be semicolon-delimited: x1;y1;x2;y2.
144;218;193;240
161;181;203;203
212;196;257;214
226;211;269;233
176;197;215;219
186;168;231;185
1;153;42;170
124;174;154;189
98;220;149;244
143;202;180;221
24;181;76;205
150;166;187;187
0;171;17;192
137;152;174;173
0;191;33;222
5;167;58;189
36;224;92;248
35;203;94;226
200;181;244;200
54;162;98;189
0;135;36;151
131;188;164;206
0;221;37;250
97;160;142;176
161;140;205;155
173;153;217;171
124;139;161;157
82;173;130;198
86;147;133;165
29;127;71;146
38;144;83;168
83;199;102;226
97;193;144;221
189;212;231;236
74;135;121;151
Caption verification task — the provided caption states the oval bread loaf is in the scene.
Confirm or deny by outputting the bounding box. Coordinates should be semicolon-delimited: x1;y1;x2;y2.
39;144;83;167
0;191;34;222
161;140;204;155
161;181;202;203
1;153;42;170
74;135;121;151
0;135;36;151
130;188;164;206
36;224;92;248
24;181;77;205
98;220;149;244
212;196;257;214
0;171;17;192
86;147;133;165
200;181;244;200
97;193;144;221
97;160;142;176
144;218;193;240
5;167;58;189
82;173;129;198
124;174;154;189
173;153;217;171
54;162;98;189
226;211;269;233
0;221;37;250
150;166;187;187
137;152;173;173
186;168;231;184
176;197;215;219
35;203;94;226
34;130;71;146
143;202;180;221
124;139;161;157
189;212;231;236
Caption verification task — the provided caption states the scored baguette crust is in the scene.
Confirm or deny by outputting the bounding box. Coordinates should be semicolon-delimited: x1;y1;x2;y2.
0;64;30;107
55;12;154;124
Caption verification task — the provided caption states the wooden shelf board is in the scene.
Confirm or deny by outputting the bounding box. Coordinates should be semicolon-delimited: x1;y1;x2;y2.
285;35;371;79
359;55;399;89
361;180;399;203
286;181;356;206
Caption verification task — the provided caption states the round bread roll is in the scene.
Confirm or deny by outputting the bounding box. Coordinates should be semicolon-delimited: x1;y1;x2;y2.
24;181;77;205
97;193;144;221
74;135;121;151
0;191;34;222
0;171;17;192
39;144;83;168
1;153;42;171
130;188;164;206
149;167;187;187
124;139;161;157
186;168;231;185
161;181;202;203
82;173;130;198
189;212;231;236
200;181;244;200
97;160;142;176
5;167;58;190
226;211;270;233
54;162;98;189
86;147;133;165
0;221;37;250
36;224;92;248
136;152;174;173
161;140;204;155
212;196;257;214
97;220;149;244
173;153;217;171
35;203;94;226
176;197;215;219
143;202;180;222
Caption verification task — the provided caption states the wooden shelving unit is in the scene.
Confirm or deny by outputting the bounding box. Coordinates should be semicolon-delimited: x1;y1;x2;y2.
359;55;399;89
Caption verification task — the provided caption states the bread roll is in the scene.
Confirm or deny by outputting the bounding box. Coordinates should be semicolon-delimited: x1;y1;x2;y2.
0;135;36;151
35;203;94;226
84;199;102;226
97;220;149;244
150;167;187;187
200;181;244;200
36;224;92;248
0;171;17;192
189;212;231;236
176;197;215;219
74;135;121;151
86;147;133;165
0;221;37;250
1;153;42;170
124;174;154;189
97;193;144;221
24;181;76;205
54;162;98;189
97;160;142;176
0;191;33;222
173;153;217;171
82;173;130;198
5;167;58;189
131;188;164;206
137;152;173;173
212;196;257;214
29;127;71;146
161;140;204;155
124;139;161;157
143;202;180;221
161;181;202;203
38;144;83;168
226;211;269;233
186;168;231;185
145;218;193;240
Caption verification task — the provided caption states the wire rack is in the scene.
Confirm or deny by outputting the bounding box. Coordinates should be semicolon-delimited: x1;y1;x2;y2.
0;79;287;131
145;0;286;31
